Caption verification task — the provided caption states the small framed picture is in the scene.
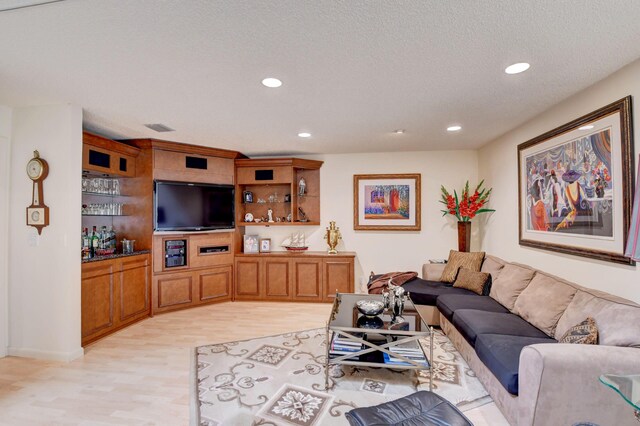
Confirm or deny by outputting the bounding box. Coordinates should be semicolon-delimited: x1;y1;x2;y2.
243;190;253;203
260;238;271;253
243;235;259;253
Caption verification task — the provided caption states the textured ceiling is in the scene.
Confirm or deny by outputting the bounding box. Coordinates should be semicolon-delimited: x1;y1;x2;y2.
1;0;640;155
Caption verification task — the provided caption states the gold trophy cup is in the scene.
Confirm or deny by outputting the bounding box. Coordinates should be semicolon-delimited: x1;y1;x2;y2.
324;221;342;254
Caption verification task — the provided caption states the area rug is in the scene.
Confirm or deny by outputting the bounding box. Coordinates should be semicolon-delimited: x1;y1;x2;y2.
191;328;491;425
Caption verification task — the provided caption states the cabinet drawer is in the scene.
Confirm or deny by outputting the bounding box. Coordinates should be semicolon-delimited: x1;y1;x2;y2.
188;233;234;269
153;149;234;184
236;166;292;185
82;259;116;279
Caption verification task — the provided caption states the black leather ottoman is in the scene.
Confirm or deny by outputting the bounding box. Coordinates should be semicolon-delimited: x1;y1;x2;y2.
345;391;473;426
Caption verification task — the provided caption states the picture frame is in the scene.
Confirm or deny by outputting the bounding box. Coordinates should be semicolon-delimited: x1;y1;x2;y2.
243;234;259;253
518;96;635;265
353;173;421;231
243;190;253;203
260;238;271;253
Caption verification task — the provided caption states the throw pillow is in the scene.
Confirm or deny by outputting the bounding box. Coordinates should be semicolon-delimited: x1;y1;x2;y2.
559;317;598;344
440;250;485;283
453;268;489;295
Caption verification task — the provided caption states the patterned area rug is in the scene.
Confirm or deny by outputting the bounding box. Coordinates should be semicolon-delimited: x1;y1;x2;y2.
191;328;491;425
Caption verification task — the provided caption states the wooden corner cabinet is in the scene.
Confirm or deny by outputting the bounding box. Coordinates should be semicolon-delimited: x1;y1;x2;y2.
81;253;151;346
235;158;323;226
234;252;355;302
151;232;234;313
125;138;245;315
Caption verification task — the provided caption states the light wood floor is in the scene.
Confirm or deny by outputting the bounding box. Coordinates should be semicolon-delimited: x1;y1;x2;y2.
0;302;509;425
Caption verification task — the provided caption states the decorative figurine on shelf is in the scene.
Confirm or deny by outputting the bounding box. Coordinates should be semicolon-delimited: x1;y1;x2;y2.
298;207;308;222
324;221;342;254
267;208;274;223
298;177;306;196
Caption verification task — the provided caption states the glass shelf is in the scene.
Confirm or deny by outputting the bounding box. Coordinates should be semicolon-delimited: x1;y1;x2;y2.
82;191;127;197
82;214;128;217
244;201;291;205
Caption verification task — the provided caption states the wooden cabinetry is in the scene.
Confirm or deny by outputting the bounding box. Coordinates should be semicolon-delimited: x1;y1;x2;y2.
235;158;323;226
82;131;152;254
83;132;138;177
234;252;355;302
152;232;234;313
81;253;151;346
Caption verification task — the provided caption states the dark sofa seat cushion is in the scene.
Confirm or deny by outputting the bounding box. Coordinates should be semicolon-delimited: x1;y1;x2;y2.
437;294;509;322
475;334;556;395
402;278;475;306
452;309;549;347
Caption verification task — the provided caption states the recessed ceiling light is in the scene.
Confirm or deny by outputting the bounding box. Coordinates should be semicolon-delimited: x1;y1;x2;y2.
579;125;594;130
262;77;282;88
447;125;462;132
393;129;405;134
505;62;530;74
298;132;311;138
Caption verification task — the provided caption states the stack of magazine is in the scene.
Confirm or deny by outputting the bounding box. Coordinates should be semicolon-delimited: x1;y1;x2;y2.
329;334;363;359
382;345;429;367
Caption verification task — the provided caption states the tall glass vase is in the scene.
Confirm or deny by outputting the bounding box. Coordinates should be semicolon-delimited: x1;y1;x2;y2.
458;221;471;252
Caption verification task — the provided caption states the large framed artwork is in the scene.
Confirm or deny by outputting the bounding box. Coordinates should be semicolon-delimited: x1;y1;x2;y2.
518;96;635;265
353;174;421;231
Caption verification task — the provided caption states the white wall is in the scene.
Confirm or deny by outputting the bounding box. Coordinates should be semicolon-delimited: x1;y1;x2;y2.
8;104;83;361
0;105;11;358
479;59;640;303
247;150;478;290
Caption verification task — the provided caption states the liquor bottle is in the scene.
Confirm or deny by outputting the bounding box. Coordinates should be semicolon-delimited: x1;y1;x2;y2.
100;226;108;249
109;226;116;249
91;226;99;257
81;228;90;260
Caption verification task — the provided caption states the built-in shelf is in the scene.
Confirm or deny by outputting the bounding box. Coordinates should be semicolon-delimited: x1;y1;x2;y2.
240;221;320;226
82;214;128;217
81;192;128;197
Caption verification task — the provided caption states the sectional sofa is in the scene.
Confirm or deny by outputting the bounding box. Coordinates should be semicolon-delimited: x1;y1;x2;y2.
401;255;640;426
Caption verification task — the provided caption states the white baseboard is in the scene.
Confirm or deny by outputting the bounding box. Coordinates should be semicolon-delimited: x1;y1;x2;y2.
8;346;84;362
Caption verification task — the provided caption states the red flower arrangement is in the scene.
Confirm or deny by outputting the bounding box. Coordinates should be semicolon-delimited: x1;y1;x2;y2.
440;180;494;222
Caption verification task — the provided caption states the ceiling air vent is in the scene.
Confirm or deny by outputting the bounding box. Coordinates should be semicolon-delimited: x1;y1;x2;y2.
144;123;175;133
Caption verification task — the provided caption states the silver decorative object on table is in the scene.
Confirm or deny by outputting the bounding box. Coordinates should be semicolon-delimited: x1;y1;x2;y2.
385;282;407;324
356;299;385;317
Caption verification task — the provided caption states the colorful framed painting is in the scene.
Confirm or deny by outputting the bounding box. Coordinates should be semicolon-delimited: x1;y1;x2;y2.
353;174;421;231
518;96;635;265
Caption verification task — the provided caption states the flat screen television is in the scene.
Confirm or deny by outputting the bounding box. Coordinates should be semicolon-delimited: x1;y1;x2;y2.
154;181;235;231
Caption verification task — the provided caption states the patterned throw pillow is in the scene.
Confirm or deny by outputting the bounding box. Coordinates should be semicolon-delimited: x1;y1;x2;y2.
559;317;598;344
453;268;490;295
440;250;485;283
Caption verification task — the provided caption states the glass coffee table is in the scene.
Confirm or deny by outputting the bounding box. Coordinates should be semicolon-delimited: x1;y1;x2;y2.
600;374;640;422
325;292;433;391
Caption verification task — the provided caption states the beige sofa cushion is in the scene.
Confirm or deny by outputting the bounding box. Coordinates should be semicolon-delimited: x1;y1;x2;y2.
440;250;485;283
513;272;577;336
480;255;506;282
490;263;536;311
555;290;640;347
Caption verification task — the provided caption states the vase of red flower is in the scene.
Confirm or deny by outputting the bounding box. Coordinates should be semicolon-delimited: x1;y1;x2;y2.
440;180;494;252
